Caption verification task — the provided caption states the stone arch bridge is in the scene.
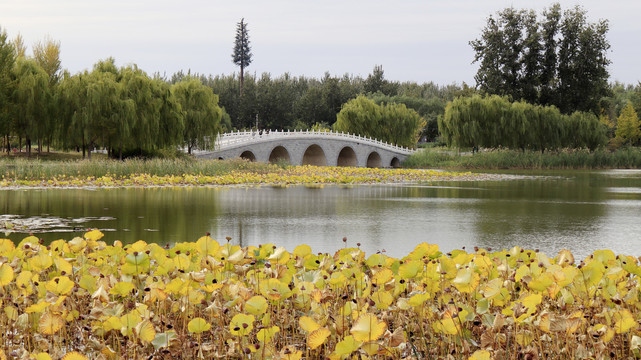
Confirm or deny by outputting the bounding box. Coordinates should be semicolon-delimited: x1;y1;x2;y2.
195;130;415;168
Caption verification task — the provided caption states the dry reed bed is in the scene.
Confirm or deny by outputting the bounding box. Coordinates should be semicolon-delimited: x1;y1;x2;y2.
0;231;640;359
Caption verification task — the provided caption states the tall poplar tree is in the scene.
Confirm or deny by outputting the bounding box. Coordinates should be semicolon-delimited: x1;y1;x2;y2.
0;27;16;153
232;18;252;96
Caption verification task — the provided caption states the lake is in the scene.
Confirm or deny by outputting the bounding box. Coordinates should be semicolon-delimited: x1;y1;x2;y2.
1;169;640;260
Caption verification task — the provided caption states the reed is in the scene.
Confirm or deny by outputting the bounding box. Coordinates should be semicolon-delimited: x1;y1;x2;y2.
404;147;641;169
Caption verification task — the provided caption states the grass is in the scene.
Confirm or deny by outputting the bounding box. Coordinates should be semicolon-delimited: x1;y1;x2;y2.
403;147;641;169
0;231;640;359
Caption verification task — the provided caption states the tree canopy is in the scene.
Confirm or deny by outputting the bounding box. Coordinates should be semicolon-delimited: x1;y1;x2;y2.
232;18;252;96
333;95;425;148
470;3;610;114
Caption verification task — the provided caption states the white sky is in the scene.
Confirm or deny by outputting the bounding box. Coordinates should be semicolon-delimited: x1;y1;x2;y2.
1;0;639;85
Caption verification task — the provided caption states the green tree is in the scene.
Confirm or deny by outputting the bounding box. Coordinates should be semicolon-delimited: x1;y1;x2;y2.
363;65;398;96
11;58;50;156
232;18;252;96
471;3;610;114
333;95;424;148
172;78;222;154
0;26;15;153
615;102;641;146
33;36;62;152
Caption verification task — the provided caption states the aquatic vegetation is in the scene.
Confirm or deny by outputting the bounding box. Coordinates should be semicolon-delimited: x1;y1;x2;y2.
0;164;480;189
1;232;641;358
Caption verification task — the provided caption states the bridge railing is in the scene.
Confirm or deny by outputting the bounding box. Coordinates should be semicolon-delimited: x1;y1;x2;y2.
213;129;415;154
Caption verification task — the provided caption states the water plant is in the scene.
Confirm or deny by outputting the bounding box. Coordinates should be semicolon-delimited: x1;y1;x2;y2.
1;231;641;358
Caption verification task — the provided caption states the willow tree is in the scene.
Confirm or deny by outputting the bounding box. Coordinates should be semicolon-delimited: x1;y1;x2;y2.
33;36;62;151
333;95;425;148
11;58;50;156
171;78;222;154
0;27;15;153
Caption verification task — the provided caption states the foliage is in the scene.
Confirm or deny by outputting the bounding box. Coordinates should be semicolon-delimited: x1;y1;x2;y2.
334;95;425;148
0;160;475;187
1;230;641;358
232;18;252;96
439;95;607;151
471;3;611;114
403;148;641;169
171;78;221;154
0;26;15;149
614;102;641;146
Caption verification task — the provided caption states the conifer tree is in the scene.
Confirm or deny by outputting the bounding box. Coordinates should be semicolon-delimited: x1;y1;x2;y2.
232;18;252;96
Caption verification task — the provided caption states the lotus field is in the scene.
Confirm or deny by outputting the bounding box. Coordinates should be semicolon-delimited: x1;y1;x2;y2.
1;231;641;359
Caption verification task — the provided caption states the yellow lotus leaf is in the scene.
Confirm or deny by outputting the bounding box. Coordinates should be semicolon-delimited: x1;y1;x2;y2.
372;290;394;310
230;313;254;336
196;235;220;256
26;300;50;314
293;244;311;258
256;325;279;343
136;320;156;343
350;313;387;342
0;238;16;255
408;292;429;308
78;274;97;293
333;335;361;357
4;305;18;320
39;312;64;335
120;312;142;336
589;324;615;343
29;253;53;272
580;261;604;289
482;278;503;298
520;293;542;314
469;350;491;360
259;278;292;301
550;312;583;334
34;353;52;360
452;267;480;293
187;288;205;305
151;330;177;350
406;243;440;260
68;237;87;253
299;316;321;333
438;258;457;279
245;295;268;316
165;278;186;295
267;246;290;264
592;249;615;263
279;346;302;360
372;268;393;286
227;248;247;264
84;229;104;242
308;327;331;350
366;254;387;268
0;263;14;287
45;276;74;295
110;281;135;297
54;257;73;276
188;317;211;334
126;240;148;254
173;253;191;271
613;309;636;334
398;260;421;279
61;352;88;360
103;316;122;332
434;316;459;335
515;264;530;282
528;272;554;292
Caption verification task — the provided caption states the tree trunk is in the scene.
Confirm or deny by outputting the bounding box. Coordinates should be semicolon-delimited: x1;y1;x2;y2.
26;137;31;157
19;136;22;153
240;65;244;97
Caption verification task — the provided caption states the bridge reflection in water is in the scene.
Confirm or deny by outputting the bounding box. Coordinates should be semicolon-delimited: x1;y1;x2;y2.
195;129;416;168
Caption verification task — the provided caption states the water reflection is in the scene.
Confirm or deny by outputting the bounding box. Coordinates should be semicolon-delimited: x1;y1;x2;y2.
0;170;640;261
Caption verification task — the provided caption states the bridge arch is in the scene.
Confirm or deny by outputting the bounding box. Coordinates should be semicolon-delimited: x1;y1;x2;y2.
302;144;327;166
366;151;382;168
390;157;401;168
240;150;256;162
269;146;291;165
336;146;357;167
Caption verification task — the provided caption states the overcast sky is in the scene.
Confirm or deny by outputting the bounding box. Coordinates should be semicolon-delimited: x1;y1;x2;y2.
1;0;640;85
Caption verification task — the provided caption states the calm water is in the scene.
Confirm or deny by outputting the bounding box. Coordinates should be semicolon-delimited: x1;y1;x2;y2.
1;169;640;260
